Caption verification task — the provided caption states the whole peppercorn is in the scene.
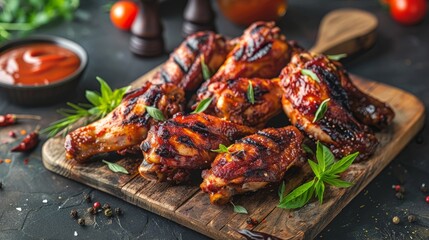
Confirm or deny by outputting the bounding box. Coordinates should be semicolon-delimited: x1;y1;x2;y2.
421;183;428;193
102;203;111;210
93;202;101;210
83;194;91;203
407;215;416;223
70;209;78;219
393;185;401;192
395;192;404;200
114;207;122;216
426;196;429;203
8;131;16;138
87;207;97;215
77;218;85;226
392;216;400;224
104;208;113;217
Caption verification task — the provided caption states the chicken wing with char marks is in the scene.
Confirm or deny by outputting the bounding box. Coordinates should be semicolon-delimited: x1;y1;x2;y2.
152;31;231;91
280;52;391;161
201;126;304;204
65;83;185;162
195;78;283;127
139;113;256;183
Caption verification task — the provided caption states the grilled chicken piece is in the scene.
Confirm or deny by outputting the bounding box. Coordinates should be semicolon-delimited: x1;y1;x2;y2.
195;78;283;127
65;83;185;162
280;52;389;161
139;113;256;183
201;126;304;205
152;31;231;91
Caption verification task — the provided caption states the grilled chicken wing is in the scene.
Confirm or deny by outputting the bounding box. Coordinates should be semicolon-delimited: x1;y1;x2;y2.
194;78;283;127
153;31;231;91
65;83;185;162
280;52;387;161
201;126;304;204
139;113;256;183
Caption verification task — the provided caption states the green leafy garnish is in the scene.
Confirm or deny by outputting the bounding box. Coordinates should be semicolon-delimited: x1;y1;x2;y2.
301;69;320;83
231;202;248;214
145;106;166;121
302;144;314;155
327;53;347;61
192;97;213;114
247;80;255;104
312;98;330;123
0;0;80;41
201;56;212;81
42;77;130;137
211;144;230;153
102;160;129;174
278;142;358;209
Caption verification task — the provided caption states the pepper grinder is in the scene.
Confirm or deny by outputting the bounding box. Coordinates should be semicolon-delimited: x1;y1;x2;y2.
182;0;216;36
130;0;164;57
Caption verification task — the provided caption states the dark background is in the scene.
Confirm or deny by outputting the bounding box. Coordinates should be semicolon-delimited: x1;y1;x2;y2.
0;0;428;239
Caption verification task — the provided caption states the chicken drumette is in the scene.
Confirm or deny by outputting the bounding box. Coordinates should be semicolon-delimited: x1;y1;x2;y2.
139;113;256;183
200;126;304;204
280;52;394;161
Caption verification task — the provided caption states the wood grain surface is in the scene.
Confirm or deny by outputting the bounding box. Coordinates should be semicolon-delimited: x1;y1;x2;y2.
42;72;425;240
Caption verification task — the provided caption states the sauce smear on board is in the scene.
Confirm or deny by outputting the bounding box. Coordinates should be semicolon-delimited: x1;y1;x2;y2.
0;43;80;86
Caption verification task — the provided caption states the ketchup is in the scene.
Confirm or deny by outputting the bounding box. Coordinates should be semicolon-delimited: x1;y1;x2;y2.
0;43;80;86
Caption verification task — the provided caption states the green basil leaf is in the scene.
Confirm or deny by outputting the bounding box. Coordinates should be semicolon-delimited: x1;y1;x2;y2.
313;98;330;123
308;160;321;179
327;53;347;61
192;97;213;114
102;160;129;174
247;80;255;104
145;106;166;121
314;180;325;204
278;181;285;202
97;76;113;102
201;56;212;81
301;69;320;83
211;144;229;153
278;179;315;209
322;176;353;188
232;204;248;214
316;141;335;169
85;90;101;106
326;152;359;175
302;144;314;155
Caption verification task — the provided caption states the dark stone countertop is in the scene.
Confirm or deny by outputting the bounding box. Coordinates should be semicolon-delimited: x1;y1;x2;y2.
0;0;428;239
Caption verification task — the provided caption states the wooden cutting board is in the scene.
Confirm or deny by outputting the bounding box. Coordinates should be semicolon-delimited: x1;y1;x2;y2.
42;70;425;239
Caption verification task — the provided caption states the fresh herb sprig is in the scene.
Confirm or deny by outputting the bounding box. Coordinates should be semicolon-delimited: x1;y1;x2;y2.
42;77;130;137
145;106;166;121
278;142;359;209
313;98;330;123
201;56;212;81
231;202;248;214
192;97;213;114
211;144;230;153
102;160;129;174
327;53;347;61
247;80;255;104
301;69;320;83
0;0;80;41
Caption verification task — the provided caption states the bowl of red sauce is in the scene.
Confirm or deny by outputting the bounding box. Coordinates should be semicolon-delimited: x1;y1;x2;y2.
0;35;87;106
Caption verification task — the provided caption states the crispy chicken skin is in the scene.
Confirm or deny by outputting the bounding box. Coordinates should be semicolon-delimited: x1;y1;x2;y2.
280;52;385;161
195;78;283;127
65;83;185;162
152;31;231;91
139;113;256;183
200;126;304;205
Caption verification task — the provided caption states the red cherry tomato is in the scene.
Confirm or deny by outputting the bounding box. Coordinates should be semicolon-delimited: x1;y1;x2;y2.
110;1;139;30
389;0;427;25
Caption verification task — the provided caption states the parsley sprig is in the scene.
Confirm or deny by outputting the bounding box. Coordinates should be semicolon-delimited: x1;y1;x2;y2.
42;77;130;137
211;144;230;153
278;142;359;209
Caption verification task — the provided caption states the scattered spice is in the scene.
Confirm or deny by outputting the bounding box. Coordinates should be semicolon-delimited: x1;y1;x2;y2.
420;183;428;193
393;185;401;192
20;129;27;135
0;159;3;164
77;218;85;226
102;203;111;210
395;192;404;200
83;193;91;203
426;196;429;203
87;207;97;215
8;131;16;138
5;159;11;164
114;207;122;216
70;209;78;219
23;158;29;165
246;217;259;226
0;114;41;127
407;215;416;223
104;208;113;217
392;216;400;224
93;202;101;210
11;131;39;152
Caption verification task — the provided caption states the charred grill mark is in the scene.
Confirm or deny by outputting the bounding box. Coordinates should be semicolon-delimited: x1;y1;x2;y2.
231;150;246;160
253;85;269;99
177;135;195;147
257;131;282;146
173;55;190;74
141;141;151;152
247;43;272;62
313;66;350;110
160;129;171;139
242;138;267;151
186;34;209;52
190;122;211;136
250;23;265;34
155;146;175;158
160;69;171;83
233;46;244;61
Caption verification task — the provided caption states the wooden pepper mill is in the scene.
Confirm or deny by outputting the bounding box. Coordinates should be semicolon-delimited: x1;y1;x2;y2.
130;0;164;57
182;0;216;36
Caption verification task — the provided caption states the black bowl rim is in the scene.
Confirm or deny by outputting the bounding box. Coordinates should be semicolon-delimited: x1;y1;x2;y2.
0;35;88;90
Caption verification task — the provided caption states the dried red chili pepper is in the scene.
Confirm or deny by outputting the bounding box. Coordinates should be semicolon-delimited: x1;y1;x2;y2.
0;114;41;127
11;132;39;152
